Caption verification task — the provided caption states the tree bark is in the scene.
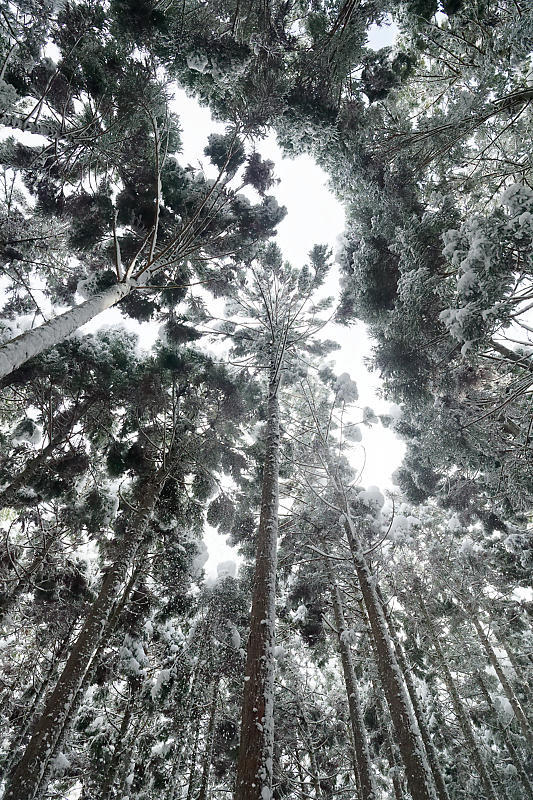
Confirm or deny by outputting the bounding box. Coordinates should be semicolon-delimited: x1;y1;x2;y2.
469;612;533;747
329;575;377;800
234;373;280;800
197;678;220;800
325;462;436;800
0;280;134;381
477;671;533;800
0;397;93;512
3;468;165;800
415;590;498;800
380;592;451;800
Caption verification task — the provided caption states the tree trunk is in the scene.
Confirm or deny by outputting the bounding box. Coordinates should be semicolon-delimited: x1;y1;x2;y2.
298;716;323;800
376;693;406;800
0;280;134;381
380;592;450;800
3;468;165;800
329;575;377;800
186;712;202;800
197;678;220;800
234;373;280;800
415;590;498;800
476;671;533;800
0;615;79;781
326;469;436;800
0;397;93;512
99;682;139;800
470;612;533;747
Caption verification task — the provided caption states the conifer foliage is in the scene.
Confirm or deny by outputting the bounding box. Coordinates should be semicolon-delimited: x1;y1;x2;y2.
1;2;532;800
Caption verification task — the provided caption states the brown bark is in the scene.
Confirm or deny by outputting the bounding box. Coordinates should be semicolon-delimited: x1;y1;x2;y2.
234;374;280;800
197;678;220;800
329;574;377;800
3;468;166;800
380;594;450;800
415;590;498;800
477;671;533;800
470;613;533;748
325;463;436;800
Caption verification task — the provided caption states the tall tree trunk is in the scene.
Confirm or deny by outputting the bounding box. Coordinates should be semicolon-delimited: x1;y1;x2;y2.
297;715;323;800
329;574;377;800
325;463;436;800
379;591;451;800
469;611;533;747
234;372;280;800
3;468;165;800
99;681;139;800
197;678;220;800
0;280;135;381
186;712;203;800
415;590;498;800
0;397;93;512
476;671;533;800
0;614;79;781
376;692;406;800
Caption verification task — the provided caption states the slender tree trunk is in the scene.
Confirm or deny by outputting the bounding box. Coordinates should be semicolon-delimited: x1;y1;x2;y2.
376;693;406;800
0;397;93;512
380;592;450;800
0;280;135;381
329;574;377;800
0;615;79;781
234;372;280;800
497;638;533;702
469;612;533;747
298;716;323;800
326;467;436;800
197;678;220;800
476;671;533;800
3;468;165;800
186;712;202;800
99;683;138;800
415;590;498;800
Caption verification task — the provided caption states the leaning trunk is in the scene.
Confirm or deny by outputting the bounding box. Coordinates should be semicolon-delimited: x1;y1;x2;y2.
469;611;533;747
3;468;165;800
329;574;377;800
328;473;436;800
197;678;220;800
380;591;450;800
416;590;498;800
476;671;533;800
0;280;135;381
234;372;280;800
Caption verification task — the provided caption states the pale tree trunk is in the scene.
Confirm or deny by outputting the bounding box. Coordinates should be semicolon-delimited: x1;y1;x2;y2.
3;468;166;800
234;371;280;800
379;592;451;800
469;612;533;747
197;678;220;800
476;671;533;800
329;573;377;800
0;280;134;381
415;590;498;800
325;464;436;800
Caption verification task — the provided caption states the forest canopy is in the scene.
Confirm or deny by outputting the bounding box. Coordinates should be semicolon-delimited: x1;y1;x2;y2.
0;2;532;800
